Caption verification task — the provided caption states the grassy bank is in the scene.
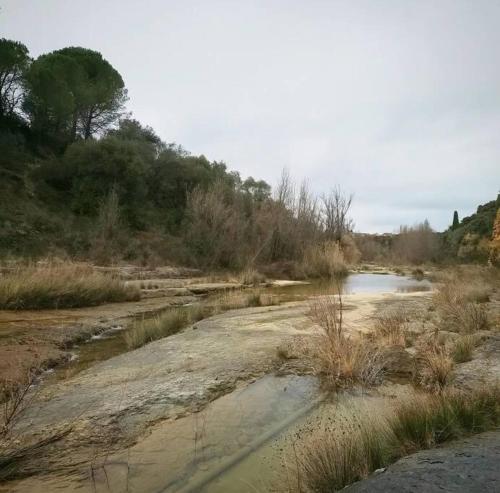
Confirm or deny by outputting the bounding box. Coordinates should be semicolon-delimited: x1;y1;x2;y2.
297;386;500;492
0;263;140;310
126;289;280;349
294;265;500;491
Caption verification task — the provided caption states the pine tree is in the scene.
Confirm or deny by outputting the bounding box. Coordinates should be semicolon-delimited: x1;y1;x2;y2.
452;210;459;230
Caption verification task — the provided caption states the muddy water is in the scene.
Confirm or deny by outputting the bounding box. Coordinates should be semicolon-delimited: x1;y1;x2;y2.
45;273;430;382
91;375;320;493
90;376;411;493
202;384;413;493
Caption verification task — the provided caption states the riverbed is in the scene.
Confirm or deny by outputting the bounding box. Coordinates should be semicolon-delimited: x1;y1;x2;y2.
44;273;431;382
3;273;433;493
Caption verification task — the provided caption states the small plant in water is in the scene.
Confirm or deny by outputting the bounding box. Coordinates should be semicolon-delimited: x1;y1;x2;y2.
126;309;188;348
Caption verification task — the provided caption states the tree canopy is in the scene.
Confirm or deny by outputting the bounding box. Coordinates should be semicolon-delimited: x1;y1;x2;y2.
23;46;126;146
0;38;30;119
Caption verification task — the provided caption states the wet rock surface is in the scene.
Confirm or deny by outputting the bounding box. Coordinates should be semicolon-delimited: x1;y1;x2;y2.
346;431;500;492
0;275;248;382
5;292;428;479
0;277;447;491
9;302;316;479
0;294;195;381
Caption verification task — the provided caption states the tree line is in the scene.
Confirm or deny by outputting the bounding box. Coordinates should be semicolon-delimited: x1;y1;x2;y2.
0;37;361;272
4;37;467;270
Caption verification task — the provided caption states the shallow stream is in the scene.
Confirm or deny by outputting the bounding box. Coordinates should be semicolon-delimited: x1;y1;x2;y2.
93;374;411;493
31;272;430;493
45;273;430;382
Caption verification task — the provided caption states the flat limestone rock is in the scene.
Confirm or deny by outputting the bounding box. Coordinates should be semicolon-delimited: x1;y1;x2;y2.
272;280;311;287
187;282;242;294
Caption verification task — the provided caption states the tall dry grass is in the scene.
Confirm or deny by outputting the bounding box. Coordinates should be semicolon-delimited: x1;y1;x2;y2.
433;275;490;334
307;294;385;389
298;408;396;492
0;262;140;310
301;242;348;279
238;267;266;286
213;289;279;312
392;386;500;453
373;306;409;347
433;269;493;335
451;334;478;363
125;309;188;349
439;302;489;334
417;344;455;391
295;386;500;492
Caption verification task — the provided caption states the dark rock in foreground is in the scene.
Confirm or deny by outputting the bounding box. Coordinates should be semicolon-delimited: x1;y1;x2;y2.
346;431;500;492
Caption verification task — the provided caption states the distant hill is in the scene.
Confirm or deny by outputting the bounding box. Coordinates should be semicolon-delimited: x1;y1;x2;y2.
445;195;500;262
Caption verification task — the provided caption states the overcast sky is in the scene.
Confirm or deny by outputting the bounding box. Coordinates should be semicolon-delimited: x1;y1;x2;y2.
2;0;499;232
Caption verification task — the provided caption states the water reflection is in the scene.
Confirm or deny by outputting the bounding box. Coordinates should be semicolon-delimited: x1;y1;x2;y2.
45;273;431;382
272;273;431;301
344;273;431;294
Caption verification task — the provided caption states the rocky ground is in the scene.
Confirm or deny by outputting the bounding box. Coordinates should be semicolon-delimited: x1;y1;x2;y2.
0;267;498;493
1;287;431;492
346;430;500;492
0;268;248;382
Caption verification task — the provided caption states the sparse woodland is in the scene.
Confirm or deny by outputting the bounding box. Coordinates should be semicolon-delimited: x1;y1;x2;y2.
1;37;498;274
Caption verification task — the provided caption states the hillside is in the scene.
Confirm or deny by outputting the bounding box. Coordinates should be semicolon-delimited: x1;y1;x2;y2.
445;195;500;262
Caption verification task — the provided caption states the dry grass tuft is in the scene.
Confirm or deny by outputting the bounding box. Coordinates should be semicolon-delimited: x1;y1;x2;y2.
239;268;266;286
434;275;490;334
276;341;300;361
433;270;493;304
301;242;348;279
296;386;500;492
417;344;455;391
126;290;280;349
125;309;188;349
214;290;279;312
438;300;489;334
0;262;139;310
451;335;478;363
187;303;209;323
393;386;500;453
298;409;396;492
373;306;410;347
308;295;386;389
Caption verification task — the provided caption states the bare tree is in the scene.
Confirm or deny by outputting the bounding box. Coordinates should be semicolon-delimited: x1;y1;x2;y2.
297;180;318;224
392;220;439;264
321;187;354;241
275;168;295;210
296;179;321;250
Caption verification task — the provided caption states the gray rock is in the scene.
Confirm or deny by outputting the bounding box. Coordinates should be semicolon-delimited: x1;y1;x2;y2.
346;431;500;492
